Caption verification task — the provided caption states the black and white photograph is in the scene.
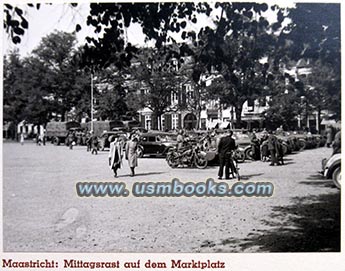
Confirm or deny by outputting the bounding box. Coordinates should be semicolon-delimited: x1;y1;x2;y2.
1;0;342;266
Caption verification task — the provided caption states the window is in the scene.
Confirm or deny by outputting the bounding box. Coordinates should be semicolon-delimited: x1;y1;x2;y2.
171;92;178;105
172;114;178;130
184;84;194;100
145;115;151;130
148;137;156;142
161;115;165;131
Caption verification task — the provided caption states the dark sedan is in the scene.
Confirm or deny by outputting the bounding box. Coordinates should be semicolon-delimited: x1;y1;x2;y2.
137;132;177;157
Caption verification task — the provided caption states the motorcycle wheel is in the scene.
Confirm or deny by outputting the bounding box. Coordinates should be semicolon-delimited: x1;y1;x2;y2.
195;155;208;169
166;153;179;168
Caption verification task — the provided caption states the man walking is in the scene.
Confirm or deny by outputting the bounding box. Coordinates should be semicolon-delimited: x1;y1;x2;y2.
109;135;123;178
126;133;139;177
217;130;236;180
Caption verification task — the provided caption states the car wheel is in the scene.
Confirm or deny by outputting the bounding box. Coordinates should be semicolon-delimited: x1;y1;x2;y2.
53;137;60;146
244;147;254;160
99;140;105;151
332;166;341;189
137;146;144;158
299;140;306;151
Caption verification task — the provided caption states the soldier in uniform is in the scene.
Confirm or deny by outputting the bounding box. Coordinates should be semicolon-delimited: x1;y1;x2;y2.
267;132;281;166
217;130;236;179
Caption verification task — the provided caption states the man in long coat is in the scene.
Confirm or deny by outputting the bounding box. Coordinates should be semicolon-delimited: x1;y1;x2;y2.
126;134;139;177
109;135;123;178
267;132;280;166
217;130;236;179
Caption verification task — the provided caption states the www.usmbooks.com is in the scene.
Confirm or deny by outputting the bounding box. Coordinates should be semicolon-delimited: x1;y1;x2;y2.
76;178;274;197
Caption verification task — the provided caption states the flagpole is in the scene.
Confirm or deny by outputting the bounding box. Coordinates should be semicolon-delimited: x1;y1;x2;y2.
91;72;94;132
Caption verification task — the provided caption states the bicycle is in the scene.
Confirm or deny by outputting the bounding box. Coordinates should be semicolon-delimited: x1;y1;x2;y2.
229;151;241;181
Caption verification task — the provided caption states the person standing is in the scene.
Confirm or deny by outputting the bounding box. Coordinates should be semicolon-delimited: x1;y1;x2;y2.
267;132;280;166
176;130;185;151
86;132;92;152
249;131;260;160
333;129;341;154
20;133;25;145
68;132;74;150
108;135;123;178
326;125;334;148
217;130;236;180
126;134;139;177
91;134;99;155
42;130;46;146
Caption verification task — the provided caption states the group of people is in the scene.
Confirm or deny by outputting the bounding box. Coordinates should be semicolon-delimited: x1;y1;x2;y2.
85;132;100;155
108;133;139;177
216;128;289;179
249;131;284;166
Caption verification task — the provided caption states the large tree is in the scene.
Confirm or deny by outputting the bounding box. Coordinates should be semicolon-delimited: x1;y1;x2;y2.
126;48;182;130
3;50;28;124
30;31;91;121
197;3;282;127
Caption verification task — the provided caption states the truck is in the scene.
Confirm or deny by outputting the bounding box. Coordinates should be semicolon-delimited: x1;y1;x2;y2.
80;120;125;137
46;121;81;145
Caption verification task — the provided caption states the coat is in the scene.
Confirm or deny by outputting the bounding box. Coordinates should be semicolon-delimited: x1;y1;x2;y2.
326;127;334;144
267;134;278;151
126;140;138;168
109;140;123;170
217;135;236;156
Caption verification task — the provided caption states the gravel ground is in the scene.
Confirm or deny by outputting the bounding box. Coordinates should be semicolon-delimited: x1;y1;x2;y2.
2;141;340;252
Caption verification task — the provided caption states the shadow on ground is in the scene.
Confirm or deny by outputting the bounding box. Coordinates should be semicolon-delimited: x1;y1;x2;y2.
118;172;165;177
302;174;336;188
210;192;340;252
240;173;264;180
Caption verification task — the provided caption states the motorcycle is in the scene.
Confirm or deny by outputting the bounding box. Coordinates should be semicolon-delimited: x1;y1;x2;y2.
166;143;208;169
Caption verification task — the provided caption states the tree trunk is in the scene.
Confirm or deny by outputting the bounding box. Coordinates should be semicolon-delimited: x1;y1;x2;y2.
317;107;321;134
235;105;243;129
61;110;66;122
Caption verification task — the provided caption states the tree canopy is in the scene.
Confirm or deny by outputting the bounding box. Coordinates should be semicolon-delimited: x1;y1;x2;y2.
3;2;341;131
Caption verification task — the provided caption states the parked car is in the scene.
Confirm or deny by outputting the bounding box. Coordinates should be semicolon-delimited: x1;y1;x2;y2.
137;132;177;157
98;131;128;151
322;153;341;189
